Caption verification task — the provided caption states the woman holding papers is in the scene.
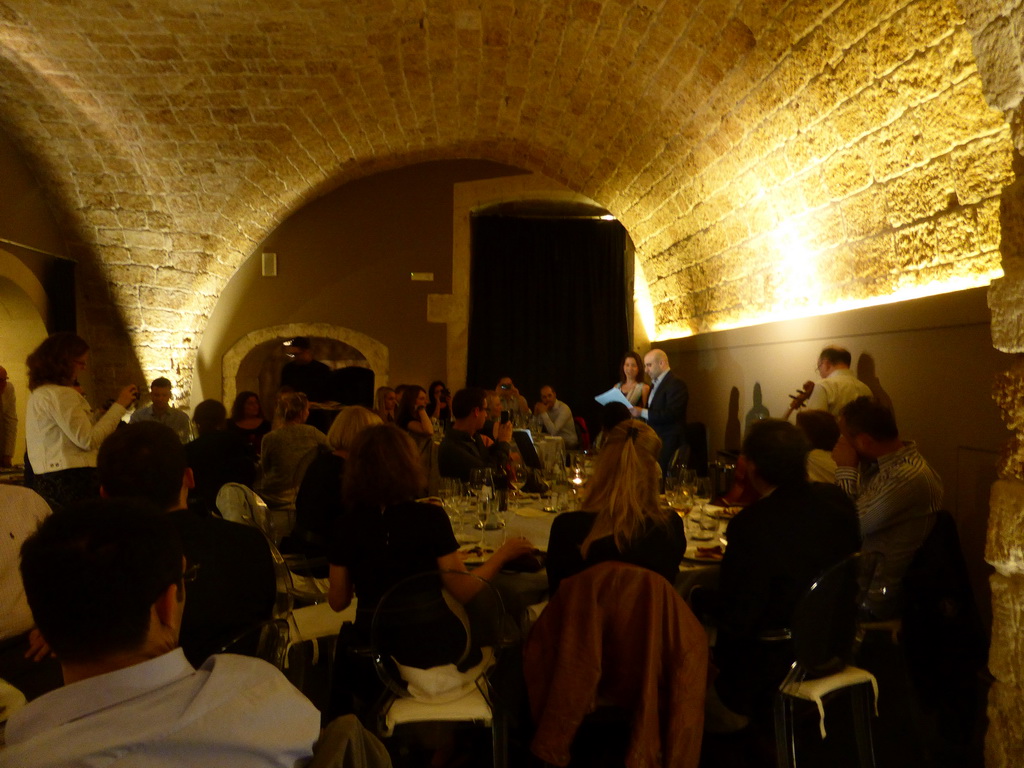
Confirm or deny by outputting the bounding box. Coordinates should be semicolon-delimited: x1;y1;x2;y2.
615;351;649;407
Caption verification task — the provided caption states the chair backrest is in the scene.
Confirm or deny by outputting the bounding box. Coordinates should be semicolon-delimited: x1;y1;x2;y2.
216;617;292;670
370;570;507;699
901;510;987;669
216;482;273;536
573;417;591;451
523;562;707;768
790;551;881;678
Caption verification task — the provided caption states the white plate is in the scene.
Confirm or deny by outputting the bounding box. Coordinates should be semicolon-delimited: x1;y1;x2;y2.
458;544;495;565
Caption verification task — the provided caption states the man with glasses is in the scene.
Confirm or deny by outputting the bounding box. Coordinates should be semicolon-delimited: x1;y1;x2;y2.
805;345;872;417
4;498;320;767
97;421;276;667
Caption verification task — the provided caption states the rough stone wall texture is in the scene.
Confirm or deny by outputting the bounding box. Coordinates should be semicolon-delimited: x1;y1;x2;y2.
960;0;1024;762
0;0;1012;401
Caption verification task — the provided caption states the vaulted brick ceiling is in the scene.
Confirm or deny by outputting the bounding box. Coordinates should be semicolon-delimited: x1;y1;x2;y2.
0;0;1015;384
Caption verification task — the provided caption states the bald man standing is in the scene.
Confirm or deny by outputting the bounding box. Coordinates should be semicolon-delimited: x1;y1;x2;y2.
0;365;16;468
631;349;689;473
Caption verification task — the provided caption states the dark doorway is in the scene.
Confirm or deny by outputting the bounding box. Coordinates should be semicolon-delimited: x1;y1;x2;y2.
467;212;631;434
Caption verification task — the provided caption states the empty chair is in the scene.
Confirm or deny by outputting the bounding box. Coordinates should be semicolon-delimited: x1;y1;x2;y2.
774;551;882;768
216;482;330;611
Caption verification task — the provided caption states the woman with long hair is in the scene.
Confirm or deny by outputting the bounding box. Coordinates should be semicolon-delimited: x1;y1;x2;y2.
327;424;532;630
258;391;329;509
373;386;397;423
614;351;650;407
395;385;434;437
25;332;138;512
426;380;452;425
227;390;272;456
546;419;685;592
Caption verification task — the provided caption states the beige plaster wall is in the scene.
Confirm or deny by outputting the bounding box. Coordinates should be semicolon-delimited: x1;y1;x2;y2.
194;159;525;403
663;284;1007;626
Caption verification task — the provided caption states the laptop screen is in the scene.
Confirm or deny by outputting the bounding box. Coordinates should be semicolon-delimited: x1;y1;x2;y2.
512;429;544;470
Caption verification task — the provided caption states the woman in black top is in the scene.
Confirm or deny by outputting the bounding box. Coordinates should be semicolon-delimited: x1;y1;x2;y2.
227;390;271;457
327;425;532;649
427;380;452;426
395;385;434;438
547;419;686;593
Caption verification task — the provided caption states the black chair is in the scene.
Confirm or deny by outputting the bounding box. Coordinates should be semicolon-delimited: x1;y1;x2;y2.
900;510;987;758
774;551;882;768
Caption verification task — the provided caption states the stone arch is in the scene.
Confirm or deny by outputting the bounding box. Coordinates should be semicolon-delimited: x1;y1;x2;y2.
221;323;389;410
0;252;49;462
0;249;47;320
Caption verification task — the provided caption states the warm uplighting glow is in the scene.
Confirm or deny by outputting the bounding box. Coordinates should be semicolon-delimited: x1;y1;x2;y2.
701;270;1001;336
633;255;658;342
771;221;817;309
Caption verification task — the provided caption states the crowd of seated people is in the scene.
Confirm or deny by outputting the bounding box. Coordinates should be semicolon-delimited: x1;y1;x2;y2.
3;332;954;767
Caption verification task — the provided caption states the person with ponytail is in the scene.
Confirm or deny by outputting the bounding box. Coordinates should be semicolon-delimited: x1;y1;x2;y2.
546;419;686;592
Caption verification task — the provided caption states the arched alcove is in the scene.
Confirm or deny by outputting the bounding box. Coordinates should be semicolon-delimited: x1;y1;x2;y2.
222;322;388;414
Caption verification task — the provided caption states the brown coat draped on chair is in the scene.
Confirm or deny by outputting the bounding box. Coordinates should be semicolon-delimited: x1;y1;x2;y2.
523;561;708;768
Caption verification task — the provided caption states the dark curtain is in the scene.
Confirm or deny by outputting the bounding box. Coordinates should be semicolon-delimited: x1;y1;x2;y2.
467;216;630;434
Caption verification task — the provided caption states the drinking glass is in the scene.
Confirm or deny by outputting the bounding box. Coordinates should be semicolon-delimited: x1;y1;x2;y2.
693;476;713;506
469;468;493;501
439;477;462;519
509;458;528;501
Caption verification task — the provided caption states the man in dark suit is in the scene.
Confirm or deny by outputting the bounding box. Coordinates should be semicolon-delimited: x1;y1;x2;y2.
630;348;688;473
97;421;277;667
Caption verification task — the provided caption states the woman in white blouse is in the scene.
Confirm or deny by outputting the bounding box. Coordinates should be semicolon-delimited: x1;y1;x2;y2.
25;333;138;512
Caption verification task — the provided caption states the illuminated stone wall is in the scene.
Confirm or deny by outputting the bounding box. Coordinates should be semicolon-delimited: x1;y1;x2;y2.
0;0;1014;399
638;0;1014;337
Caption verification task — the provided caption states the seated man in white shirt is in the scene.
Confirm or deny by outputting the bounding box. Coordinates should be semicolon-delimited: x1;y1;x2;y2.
533;385;579;449
4;498;321;768
130;376;193;443
0;484;62;701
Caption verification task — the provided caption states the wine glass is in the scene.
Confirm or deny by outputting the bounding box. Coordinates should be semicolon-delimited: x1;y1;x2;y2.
469;468;493;501
439;477;461;519
693;476;713;506
509;458;528;498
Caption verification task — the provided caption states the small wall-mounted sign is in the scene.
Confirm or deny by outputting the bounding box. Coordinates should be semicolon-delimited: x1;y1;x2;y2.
262;252;277;277
410;272;434;281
